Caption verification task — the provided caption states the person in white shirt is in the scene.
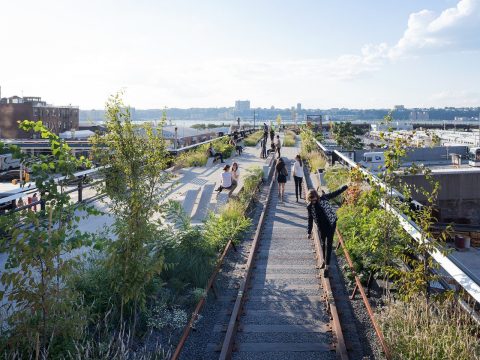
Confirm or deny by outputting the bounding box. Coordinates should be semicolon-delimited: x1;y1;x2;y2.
215;164;233;192
292;154;304;202
274;135;281;158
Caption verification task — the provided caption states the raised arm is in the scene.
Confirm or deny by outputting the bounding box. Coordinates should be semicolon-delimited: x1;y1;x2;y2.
324;185;348;200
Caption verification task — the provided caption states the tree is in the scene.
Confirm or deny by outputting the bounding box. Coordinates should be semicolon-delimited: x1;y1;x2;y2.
332;122;363;150
91;93;172;333
276;114;282;128
0;121;96;356
379;112;450;301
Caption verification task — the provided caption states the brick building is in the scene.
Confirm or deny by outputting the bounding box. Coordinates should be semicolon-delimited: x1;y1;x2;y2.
0;96;79;139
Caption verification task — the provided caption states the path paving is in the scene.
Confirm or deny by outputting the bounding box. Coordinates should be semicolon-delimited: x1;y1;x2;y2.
230;144;334;360
183;140;336;359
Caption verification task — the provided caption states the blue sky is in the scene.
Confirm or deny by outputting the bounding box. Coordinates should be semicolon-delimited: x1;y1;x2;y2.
0;0;479;109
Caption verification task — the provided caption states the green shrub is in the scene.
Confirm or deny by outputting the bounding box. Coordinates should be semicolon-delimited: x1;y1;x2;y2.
300;127;326;170
283;130;296;147
378;298;480;359
300;127;318;156
213;137;234;158
203;200;251;250
176;149;208;167
324;166;350;193
244;130;264;146
304;151;326;173
163;224;216;288
240;166;263;205
336;195;407;284
174;137;234;168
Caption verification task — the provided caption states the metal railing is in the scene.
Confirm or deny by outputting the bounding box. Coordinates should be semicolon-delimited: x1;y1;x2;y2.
0;129;256;213
316;140;480;304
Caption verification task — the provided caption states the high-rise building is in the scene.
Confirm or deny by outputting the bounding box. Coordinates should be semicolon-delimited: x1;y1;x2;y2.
297;103;301;111
0;95;79;139
234;100;250;113
409;110;429;121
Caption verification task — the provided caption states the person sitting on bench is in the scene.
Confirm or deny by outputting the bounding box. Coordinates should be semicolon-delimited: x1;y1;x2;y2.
235;137;244;156
215;164;235;193
207;143;224;163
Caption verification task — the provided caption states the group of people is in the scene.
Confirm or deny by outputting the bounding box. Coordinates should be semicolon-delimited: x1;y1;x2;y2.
16;192;39;212
275;153;348;277
260;123;282;159
206;132;245;165
229;135;244;156
215;162;240;194
275;154;304;203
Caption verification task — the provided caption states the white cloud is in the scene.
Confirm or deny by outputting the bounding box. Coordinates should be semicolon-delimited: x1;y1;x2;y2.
389;0;480;58
321;0;480;82
429;90;480;107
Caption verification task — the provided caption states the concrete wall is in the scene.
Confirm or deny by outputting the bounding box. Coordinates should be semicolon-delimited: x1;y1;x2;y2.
401;171;480;225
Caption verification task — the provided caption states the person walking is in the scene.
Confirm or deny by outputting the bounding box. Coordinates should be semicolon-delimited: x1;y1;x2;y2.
269;126;275;143
292;155;304;202
260;137;267;158
215;164;233;193
276;158;288;203
306;186;348;277
274;135;282;158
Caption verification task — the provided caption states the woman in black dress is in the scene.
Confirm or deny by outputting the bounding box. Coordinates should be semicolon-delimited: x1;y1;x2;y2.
306;186;348;277
276;157;288;203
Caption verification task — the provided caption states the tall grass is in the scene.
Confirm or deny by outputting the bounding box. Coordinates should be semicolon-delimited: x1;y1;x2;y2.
244;131;264;146
283;130;296;147
240;166;264;204
378;298;480;359
174;137;234;168
299;127;326;172
303;151;326;173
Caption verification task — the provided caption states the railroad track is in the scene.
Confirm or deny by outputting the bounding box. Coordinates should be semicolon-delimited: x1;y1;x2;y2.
217;157;350;360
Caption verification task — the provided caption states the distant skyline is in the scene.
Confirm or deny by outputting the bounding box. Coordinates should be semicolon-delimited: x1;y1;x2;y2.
1;0;479;109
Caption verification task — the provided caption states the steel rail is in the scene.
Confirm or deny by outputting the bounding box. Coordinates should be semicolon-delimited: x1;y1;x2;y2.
171;155;274;360
336;229;391;359
301;174;349;360
219;159;276;360
171;240;233;360
316;140;480;304
218;160;349;359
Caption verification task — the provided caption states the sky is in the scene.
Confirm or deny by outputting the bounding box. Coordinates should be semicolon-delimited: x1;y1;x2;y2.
0;0;479;109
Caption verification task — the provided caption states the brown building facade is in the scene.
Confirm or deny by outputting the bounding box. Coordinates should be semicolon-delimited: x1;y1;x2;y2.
0;96;79;139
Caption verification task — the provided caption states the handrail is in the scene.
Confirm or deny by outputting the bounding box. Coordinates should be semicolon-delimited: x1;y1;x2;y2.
0;166;108;206
315;140;480;303
167;128;255;155
1;129;256;207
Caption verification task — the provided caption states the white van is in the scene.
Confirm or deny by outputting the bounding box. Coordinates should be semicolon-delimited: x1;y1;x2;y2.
0;154;21;170
468;147;480;167
360;152;385;171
